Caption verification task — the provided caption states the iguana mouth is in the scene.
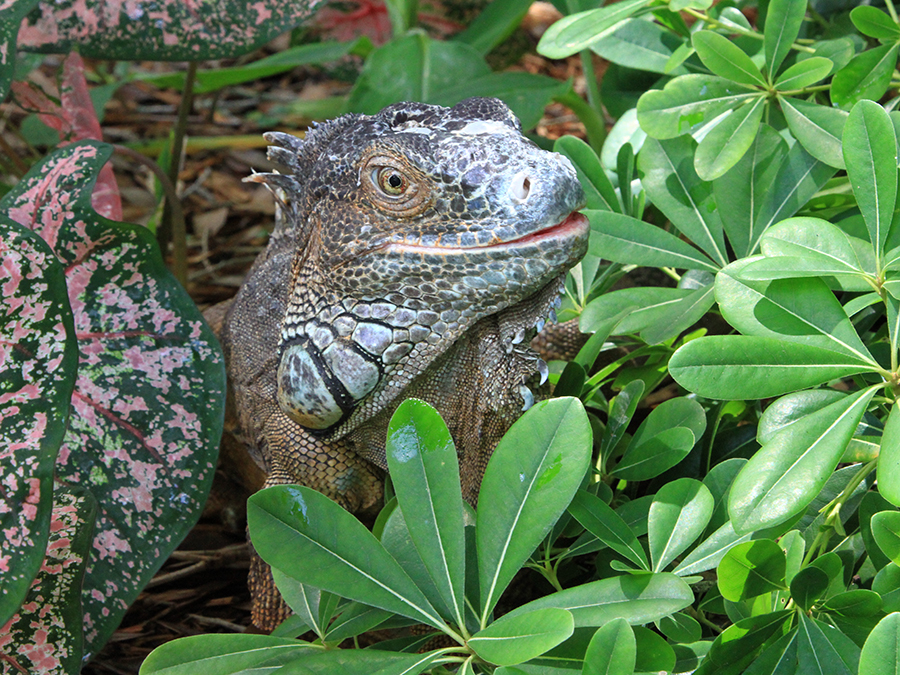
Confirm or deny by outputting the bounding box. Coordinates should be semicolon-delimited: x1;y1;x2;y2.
385;210;588;254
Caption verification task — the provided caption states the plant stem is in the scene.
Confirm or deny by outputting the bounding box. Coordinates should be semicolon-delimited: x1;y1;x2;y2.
886;0;899;24
684;8;816;53
555;90;607;155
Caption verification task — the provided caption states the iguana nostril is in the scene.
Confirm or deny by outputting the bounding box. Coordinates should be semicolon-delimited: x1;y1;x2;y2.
509;172;532;202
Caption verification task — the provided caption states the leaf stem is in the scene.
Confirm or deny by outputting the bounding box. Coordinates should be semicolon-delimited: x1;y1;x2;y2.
886;0;899;24
683;8;816;53
555;89;607;155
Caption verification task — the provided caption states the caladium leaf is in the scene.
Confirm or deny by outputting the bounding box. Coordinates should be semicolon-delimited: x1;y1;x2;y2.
0;486;97;675
17;0;326;60
1;141;226;655
0;0;40;100
0;217;78;627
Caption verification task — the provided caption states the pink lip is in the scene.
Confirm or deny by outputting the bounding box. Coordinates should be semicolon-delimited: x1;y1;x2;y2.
385;211;589;255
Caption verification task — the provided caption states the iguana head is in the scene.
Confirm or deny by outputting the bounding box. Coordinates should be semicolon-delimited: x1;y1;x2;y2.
255;97;588;435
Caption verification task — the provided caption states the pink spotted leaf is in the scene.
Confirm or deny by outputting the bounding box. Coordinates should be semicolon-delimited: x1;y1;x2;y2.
1;141;226;656
0;486;97;675
0;0;40;100
17;0;325;61
0;218;78;627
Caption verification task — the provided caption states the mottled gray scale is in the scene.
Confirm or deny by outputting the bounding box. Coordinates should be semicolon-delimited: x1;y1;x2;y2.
332;315;357;337
416;311;439;326
382;342;413;364
352;322;393;355
277;343;343;429
309;324;335;350
322;341;381;400
408;325;431;343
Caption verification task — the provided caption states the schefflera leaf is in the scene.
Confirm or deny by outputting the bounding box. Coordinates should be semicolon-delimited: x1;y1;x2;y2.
18;0;325;61
0;217;77;626
0;486;96;675
1;141;226;655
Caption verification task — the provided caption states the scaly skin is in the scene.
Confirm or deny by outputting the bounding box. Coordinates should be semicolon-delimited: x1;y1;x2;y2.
221;97;589;629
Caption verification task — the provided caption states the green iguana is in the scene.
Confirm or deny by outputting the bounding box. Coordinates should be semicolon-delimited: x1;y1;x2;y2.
221;97;588;629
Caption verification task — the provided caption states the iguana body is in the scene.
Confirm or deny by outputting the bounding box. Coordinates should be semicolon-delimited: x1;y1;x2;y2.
221;97;588;629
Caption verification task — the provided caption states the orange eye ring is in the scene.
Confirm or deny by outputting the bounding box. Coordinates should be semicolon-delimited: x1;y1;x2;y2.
375;167;409;196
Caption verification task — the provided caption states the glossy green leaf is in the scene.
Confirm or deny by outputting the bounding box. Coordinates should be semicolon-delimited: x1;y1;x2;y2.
536;0;654;59
469;608;574;666
1;486;95;675
581;286;694;336
765;0;808;76
0;218;77;626
270;570;329;639
822;590;883;618
674;521;753;577
775;57;834;91
0;1;40;100
453;0;532;56
844;100;898;259
624;396;707;461
781;97;848;169
704;611;793;671
348;33;490;114
758;216;867;275
669;336;876;400
477;398;591;621
713;124;786;258
872;511;900;565
797;613;860;675
640;282;716;345
140;634;318;675
386;400;465;626
831;44;899;109
590;19;692;75
879;406;900;507
585;210;718;271
850;6;900;39
555;136;620;213
658;612;702;644
717;539;786;602
582;619;636;675
693;31;766;88
633;627;676;672
695;95;766;181
649;479;714;572
790;566;830;611
636;74;757;140
741;630;798;675
506;573;694;628
859;612;900;675
716;264;877;365
614;427;695;481
728;387;878;532
757;389;847;445
279;648;442;675
18;0;321;60
569;490;649;570
874;565;900;612
598;379;645;467
638;135;728;266
248;485;445;630
2;142;225;654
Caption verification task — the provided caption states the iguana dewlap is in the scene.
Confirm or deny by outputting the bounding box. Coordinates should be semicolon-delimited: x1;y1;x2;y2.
222;97;588;628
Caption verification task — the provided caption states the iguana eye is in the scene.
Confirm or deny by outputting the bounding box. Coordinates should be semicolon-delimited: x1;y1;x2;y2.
374;167;409;195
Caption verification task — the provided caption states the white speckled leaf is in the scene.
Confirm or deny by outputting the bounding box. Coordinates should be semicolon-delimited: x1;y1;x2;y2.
0;217;78;628
17;0;324;60
0;486;97;675
0;141;226;657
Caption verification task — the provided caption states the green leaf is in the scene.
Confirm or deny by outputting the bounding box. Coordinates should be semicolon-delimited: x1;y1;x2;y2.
695;95;766;181
248;486;446;630
757;389;847;445
0;218;77;626
536;0;654;59
822;590;883;618
649;479;714;572
758;216;868;275
636;74;758;140
469;608;574;666
477;398;592;621
386;400;466;627
797;613;860;675
872;511;900;565
831;44;900;109
850;6;900;39
674;521;753;577
693;31;766;88
658;612;702;644
669;336;876;400
790;566;830;611
452;0;532;56
280;648;443;675
638;135;728;266
598;380;645;466
716;263;877;365
640;282;716;345
569;490;649;570
781;97;848;169
590;18;693;75
587;211;719;270
270;570;330;639
874;565;900;612
859;613;900;675
713;124;787;258
717;539;786;602
843;100;898;259
704;611;793;671
728;387;878;532
0;1;40;101
140;634;318;675
323;603;394;644
764;0;808;76
18;0;321;60
742;630;798;675
581;286;695;336
582;619;636;675
506;573;694;628
555;136;620;213
775;57;834;91
879;405;900;507
348;33;490;114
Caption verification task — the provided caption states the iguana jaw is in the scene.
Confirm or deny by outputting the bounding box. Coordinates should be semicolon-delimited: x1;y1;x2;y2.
382;211;588;255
